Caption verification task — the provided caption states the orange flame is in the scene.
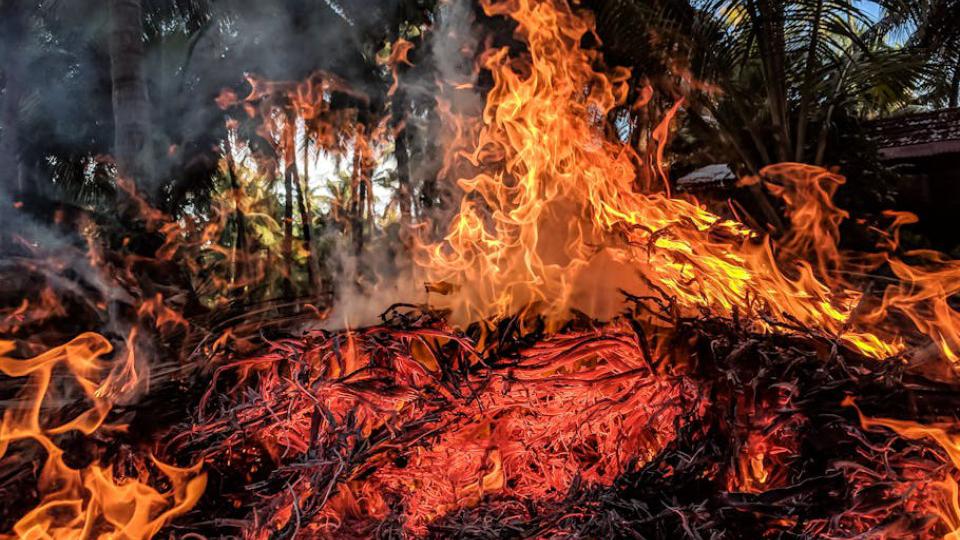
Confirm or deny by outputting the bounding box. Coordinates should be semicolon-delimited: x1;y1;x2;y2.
0;335;206;539
845;397;960;538
413;0;960;362
380;38;415;97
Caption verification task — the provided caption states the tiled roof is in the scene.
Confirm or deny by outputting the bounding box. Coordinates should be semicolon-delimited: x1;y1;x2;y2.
677;164;736;190
866;108;960;160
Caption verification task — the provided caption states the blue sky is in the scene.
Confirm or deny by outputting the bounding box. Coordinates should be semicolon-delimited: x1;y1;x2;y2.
857;0;882;21
855;0;914;45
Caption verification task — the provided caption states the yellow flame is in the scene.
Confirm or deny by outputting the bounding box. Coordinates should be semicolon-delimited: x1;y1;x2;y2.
0;336;206;539
414;0;959;363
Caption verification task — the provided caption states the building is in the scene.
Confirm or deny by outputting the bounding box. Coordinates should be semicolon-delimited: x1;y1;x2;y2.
866;108;960;249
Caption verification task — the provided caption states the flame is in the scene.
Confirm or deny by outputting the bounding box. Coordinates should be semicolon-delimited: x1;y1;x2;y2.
8;0;960;537
380;38;415;97
413;0;960;363
1;288;66;335
0;335;206;539
845;397;960;538
193;321;685;536
728;384;804;494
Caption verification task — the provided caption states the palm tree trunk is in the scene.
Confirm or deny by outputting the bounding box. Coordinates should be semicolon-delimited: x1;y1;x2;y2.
814;102;836;165
950;52;960;108
350;129;369;256
356;171;368;256
815;60;852;165
0;74;22;204
302;138;323;294
294;162;320;294
224;138;246;298
0;1;25;201
395;122;412;226
283;165;294;299
350;143;361;255
109;0;153;186
794;0;823;162
749;0;792;162
391;86;413;226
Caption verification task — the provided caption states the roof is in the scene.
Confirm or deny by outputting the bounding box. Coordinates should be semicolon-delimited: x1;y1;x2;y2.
866;108;960;160
676;164;736;190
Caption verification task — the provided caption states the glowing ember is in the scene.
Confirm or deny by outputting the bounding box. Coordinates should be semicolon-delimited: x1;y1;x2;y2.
4;0;960;538
185;318;689;536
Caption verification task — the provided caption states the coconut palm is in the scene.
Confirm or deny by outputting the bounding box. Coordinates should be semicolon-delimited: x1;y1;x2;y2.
593;0;931;174
884;0;960;108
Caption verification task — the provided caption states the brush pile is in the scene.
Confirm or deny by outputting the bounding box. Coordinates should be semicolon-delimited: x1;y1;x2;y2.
154;299;959;539
4;0;960;536
2;240;960;538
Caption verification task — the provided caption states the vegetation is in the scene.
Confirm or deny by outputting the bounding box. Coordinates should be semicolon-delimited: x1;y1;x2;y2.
1;0;958;306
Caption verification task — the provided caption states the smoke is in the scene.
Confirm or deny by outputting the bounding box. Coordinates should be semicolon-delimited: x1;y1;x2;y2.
406;0;484;212
432;0;483;91
323;236;426;329
0;0;494;333
320;0;485;329
150;0;376;191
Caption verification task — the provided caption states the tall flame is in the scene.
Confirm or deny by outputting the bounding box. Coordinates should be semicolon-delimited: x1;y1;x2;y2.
414;0;960;362
8;0;960;537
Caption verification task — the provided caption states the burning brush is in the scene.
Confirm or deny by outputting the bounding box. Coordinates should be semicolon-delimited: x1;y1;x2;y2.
165;300;960;538
3;0;960;539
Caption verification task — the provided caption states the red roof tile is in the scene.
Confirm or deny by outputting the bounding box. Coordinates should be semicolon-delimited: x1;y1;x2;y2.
866;108;960;159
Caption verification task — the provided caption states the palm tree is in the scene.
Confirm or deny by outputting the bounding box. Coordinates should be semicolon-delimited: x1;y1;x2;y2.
110;0;154;187
593;0;929;173
0;0;215;211
0;0;27;202
885;0;960;108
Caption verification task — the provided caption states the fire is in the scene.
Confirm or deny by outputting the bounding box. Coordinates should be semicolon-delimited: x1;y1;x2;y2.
189;319;688;536
413;0;959;362
7;0;960;537
846;397;960;538
0;334;205;539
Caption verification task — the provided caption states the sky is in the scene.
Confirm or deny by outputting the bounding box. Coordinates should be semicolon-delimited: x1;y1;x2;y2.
857;0;882;21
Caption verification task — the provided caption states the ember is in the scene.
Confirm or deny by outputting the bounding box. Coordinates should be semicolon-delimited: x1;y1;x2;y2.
179;311;687;536
3;0;960;538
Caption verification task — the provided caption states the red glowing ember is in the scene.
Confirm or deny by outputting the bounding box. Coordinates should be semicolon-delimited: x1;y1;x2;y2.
3;0;960;539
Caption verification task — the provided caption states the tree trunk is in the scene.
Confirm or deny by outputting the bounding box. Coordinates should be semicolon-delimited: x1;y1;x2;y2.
283;166;294;299
224;138;247;298
356;171;368;256
395;117;412;226
350;129;368;256
350;145;360;252
303;138;324;294
949;52;960;108
109;0;153;187
814;102;836;165
0;1;25;202
294;159;320;295
749;0;792;162
794;0;823;162
389;79;413;226
815;60;852;166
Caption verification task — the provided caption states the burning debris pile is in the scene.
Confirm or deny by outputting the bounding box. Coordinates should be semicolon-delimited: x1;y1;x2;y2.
163;303;960;538
4;0;960;538
177;308;684;536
